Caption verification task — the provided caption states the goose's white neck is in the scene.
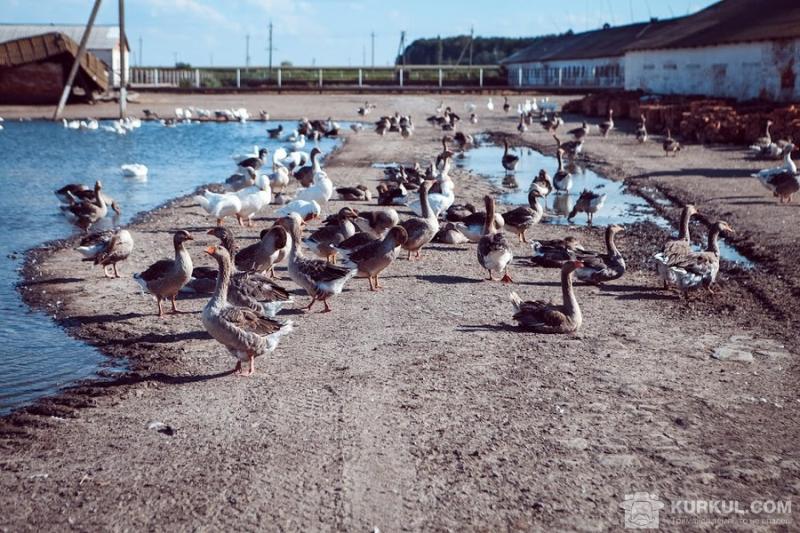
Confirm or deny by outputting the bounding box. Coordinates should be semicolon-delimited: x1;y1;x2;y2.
784;149;796;173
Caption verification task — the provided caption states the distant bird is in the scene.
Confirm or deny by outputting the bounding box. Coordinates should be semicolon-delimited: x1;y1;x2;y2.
752;143;799;203
663;129;681;156
517;114;528;134
503;96;511;113
568;189;607;226
238;148;269;170
567;121;590;140
598;109;614;137
267;124;283;138
477;195;513;282
635;114;648;143
487;98;495;111
501;139;519;172
76;229;134;278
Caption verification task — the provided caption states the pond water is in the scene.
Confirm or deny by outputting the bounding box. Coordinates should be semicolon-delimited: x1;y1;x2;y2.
0;119;344;414
455;142;754;268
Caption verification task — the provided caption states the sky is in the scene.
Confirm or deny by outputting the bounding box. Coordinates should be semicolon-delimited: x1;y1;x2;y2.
2;0;719;67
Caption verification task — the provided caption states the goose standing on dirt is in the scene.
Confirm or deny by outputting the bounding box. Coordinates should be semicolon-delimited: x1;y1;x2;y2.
517;114;528;134
276;199;321;221
225;167;257;192
477;195;513;282
553;148;572;192
303;207;359;263
201;245;293;377
354;209;400;238
574;225;625;284
340;226;408;291
667;221;735;296
503;195;542;243
636;115;648;143
235;225;290;278
653;204;698;288
599;109;614;137
401;180;439;260
278;213;357;313
509;260;584;333
663;129;681;156
134;230;194;317
503;96;511;113
76;229;134;278
295;150;333;209
487;98;495;111
195;189;243;226
752;143;799;203
502;139;519;173
568;189;607;226
336;185;372;201
567;121;590;140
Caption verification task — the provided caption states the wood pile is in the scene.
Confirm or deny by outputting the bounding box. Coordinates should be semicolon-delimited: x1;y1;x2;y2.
562;92;800;145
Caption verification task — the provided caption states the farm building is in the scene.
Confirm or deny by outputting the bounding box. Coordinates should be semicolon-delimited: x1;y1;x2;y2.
500;21;669;91
504;0;800;102
0;32;108;104
0;23;127;86
623;0;800;102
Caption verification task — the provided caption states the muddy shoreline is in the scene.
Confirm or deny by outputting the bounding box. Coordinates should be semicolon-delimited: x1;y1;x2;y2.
1;94;798;531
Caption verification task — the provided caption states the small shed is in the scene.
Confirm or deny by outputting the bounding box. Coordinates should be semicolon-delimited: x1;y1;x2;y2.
0;32;108;104
0;24;127;86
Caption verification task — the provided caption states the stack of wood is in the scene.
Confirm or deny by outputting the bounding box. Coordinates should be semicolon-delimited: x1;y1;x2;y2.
563;92;800;145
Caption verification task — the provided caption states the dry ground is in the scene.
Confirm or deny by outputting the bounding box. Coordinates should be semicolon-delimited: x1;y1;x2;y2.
1;94;798;532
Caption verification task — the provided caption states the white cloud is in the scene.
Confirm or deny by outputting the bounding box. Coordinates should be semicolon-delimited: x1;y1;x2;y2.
143;0;238;31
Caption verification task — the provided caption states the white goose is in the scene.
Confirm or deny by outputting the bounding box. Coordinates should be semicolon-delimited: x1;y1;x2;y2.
295;151;333;207
236;174;272;226
195;190;243;226
276;199;321;221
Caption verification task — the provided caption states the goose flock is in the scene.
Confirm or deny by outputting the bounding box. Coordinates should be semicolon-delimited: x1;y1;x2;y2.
49;96;798;377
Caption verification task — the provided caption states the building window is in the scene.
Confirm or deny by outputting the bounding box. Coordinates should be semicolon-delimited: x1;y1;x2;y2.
663;62;677;70
643;64;655;70
686;64;700;70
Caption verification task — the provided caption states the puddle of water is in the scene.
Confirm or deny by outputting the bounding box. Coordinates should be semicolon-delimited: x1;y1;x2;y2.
455;142;755;269
0;119;349;414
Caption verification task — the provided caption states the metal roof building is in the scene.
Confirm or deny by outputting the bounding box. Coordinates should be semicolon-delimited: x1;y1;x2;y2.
623;0;800;101
503;0;800;101
0;23;128;86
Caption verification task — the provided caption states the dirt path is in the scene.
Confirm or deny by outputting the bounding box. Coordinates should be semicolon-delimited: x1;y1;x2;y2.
1;94;797;531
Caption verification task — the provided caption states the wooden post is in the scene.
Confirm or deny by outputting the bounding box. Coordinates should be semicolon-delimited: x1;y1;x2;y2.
154;68;159;85
277;68;282;87
358;68;363;87
53;0;103;120
479;67;483;87
438;67;443;88
236;68;241;88
399;68;404;88
518;67;522;86
118;0;126;118
558;67;562;87
319;68;323;88
195;68;200;87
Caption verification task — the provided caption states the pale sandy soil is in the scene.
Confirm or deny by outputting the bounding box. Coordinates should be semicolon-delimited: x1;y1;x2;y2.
1;94;798;532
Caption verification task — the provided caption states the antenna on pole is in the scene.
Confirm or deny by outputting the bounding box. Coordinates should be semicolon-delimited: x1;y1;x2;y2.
245;34;251;70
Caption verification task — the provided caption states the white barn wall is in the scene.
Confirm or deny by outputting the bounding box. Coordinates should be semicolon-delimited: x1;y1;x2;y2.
625;40;800;101
507;57;625;89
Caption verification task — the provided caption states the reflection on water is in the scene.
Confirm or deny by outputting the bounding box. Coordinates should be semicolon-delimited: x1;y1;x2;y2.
0;119;345;414
456;141;755;269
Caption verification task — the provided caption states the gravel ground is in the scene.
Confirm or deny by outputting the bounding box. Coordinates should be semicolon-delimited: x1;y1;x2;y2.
1;94;798;532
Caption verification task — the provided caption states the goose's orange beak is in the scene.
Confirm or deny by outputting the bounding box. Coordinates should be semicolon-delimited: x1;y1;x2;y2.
205;246;216;255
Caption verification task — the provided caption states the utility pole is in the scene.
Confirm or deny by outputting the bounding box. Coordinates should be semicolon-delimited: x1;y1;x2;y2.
469;25;474;66
396;30;406;66
371;31;375;67
245;34;251;70
118;0;126;118
54;0;103;120
268;21;273;75
138;35;142;66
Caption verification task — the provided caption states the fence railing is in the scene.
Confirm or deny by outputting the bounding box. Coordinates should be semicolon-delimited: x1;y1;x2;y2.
130;65;506;89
